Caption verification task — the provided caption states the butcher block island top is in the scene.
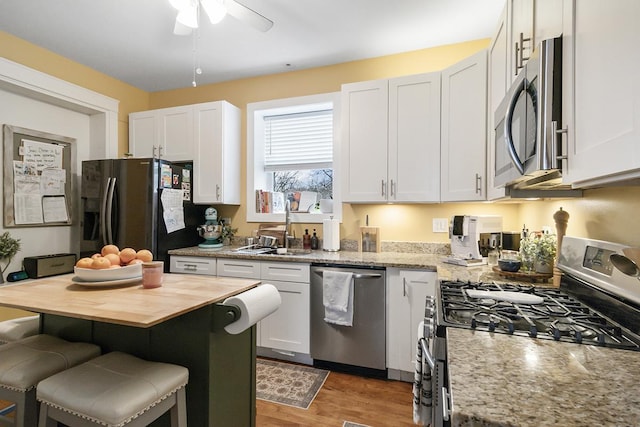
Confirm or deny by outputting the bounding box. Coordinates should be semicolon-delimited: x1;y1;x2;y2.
0;273;260;327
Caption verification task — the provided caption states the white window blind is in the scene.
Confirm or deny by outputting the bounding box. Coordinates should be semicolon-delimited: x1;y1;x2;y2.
264;109;333;171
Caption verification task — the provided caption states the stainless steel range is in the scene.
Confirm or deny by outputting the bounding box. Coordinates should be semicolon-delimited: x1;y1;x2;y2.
415;236;640;426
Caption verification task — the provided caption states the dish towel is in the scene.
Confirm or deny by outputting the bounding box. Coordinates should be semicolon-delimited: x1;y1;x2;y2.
413;321;432;426
323;271;354;326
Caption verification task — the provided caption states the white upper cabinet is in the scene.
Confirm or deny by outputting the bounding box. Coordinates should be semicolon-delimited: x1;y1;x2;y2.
487;4;509;201
534;0;563;41
341;73;441;203
562;0;640;187
129;101;241;204
341;79;389;202
509;0;534;81
129;105;194;161
192;101;241;205
441;50;488;202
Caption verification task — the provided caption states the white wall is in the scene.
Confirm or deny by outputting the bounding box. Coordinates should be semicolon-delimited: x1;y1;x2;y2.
0;88;91;275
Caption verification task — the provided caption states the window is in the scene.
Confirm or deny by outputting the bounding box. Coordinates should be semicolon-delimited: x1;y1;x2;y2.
247;93;341;223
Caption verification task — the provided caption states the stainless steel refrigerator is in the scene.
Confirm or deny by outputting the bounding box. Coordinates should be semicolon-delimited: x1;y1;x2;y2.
80;158;207;268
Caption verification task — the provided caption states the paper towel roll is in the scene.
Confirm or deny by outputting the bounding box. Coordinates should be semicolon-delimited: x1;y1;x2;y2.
223;284;281;334
323;218;340;251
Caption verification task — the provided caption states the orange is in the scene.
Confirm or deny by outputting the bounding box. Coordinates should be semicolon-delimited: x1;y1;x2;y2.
101;244;120;256
91;253;102;259
128;258;144;265
75;257;93;269
136;249;153;262
104;253;121;266
91;257;111;269
119;247;136;264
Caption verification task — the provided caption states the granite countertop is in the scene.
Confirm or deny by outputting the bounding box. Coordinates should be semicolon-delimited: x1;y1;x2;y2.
168;246;537;284
447;328;640;426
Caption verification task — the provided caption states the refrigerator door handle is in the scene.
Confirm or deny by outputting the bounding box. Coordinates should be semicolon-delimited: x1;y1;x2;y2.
105;177;117;245
100;177;111;246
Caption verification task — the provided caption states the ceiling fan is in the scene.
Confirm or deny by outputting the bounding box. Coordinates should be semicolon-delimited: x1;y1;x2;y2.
169;0;274;35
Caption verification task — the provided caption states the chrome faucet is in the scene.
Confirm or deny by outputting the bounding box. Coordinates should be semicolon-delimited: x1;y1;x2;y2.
284;199;293;249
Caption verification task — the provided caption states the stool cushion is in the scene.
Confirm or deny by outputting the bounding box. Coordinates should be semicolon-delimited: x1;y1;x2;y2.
0;315;39;344
37;351;189;426
0;334;101;392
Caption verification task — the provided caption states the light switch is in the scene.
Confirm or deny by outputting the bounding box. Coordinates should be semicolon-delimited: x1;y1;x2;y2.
433;218;448;233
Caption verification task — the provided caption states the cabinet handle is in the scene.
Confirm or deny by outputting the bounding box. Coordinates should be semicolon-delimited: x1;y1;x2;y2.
442;386;451;421
216;184;221;200
552;120;569;169
515;32;531;74
158;145;163;159
184;263;198;271
390;179;395;198
475;173;482;194
152;145;157;159
403;277;407;297
381;179;386;197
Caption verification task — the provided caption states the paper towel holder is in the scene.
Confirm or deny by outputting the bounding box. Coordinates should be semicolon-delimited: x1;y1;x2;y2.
211;303;240;332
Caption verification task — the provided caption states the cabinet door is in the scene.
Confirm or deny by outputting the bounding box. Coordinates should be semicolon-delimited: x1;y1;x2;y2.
259;280;310;354
563;0;640;186
535;0;563;41
487;4;509;201
441;50;488;202
341;79;389;202
193;101;241;204
388;73;441;202
216;259;260;279
129;111;157;158
158;105;193;161
169;256;216;275
509;0;534;80
387;269;436;373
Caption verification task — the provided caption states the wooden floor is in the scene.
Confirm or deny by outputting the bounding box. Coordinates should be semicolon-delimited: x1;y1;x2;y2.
256;368;415;427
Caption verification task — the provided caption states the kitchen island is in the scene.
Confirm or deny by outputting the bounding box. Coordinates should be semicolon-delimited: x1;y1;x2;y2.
447;327;640;426
0;273;261;427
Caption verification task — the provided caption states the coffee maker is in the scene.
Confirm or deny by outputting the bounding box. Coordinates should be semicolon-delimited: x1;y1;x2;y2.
445;215;503;266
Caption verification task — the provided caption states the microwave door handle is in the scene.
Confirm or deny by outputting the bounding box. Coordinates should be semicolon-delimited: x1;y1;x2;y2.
504;79;526;175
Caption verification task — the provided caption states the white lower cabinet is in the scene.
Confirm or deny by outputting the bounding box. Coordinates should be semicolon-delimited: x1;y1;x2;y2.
387;268;437;381
169;256;217;276
217;259;311;362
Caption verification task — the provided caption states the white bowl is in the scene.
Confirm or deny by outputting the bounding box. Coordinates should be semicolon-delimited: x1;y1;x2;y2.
74;263;142;282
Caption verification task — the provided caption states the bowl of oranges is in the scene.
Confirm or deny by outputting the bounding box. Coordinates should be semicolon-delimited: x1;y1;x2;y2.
74;245;152;282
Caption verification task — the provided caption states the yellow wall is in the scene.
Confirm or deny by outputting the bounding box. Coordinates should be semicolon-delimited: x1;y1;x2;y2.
2;32;639;247
0;31;150;156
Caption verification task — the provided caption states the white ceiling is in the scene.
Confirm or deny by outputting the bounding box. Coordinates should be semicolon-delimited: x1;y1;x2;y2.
0;0;505;92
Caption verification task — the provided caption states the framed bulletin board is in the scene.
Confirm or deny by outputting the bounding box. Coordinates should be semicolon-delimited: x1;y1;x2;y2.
3;125;76;227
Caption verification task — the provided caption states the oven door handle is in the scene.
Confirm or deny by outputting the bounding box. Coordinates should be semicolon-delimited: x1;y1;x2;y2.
419;338;435;372
442;386;451;421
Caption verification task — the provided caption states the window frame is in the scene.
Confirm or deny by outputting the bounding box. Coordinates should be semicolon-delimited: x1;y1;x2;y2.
246;92;341;224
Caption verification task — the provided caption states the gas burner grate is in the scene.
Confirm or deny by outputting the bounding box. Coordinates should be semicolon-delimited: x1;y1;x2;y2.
438;280;640;350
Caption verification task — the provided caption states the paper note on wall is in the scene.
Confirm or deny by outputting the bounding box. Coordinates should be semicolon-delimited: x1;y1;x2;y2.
160;188;185;233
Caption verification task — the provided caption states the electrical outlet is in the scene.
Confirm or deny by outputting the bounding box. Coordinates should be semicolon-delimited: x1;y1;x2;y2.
433;218;448;233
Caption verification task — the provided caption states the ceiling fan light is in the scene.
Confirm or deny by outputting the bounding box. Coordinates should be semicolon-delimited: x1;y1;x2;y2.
168;0;190;11
176;5;198;28
201;0;227;24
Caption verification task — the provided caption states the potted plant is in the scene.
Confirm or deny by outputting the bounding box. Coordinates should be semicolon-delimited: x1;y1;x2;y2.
0;232;21;283
220;222;238;246
519;232;557;274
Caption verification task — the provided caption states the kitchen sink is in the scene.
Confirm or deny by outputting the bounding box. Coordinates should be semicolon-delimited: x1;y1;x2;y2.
232;247;312;256
276;249;312;256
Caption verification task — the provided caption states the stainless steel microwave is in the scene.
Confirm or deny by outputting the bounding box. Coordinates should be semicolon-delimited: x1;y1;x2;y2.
494;37;564;189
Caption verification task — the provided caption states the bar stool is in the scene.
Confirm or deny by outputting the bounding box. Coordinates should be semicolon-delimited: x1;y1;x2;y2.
0;316;39;345
37;351;188;427
0;334;101;427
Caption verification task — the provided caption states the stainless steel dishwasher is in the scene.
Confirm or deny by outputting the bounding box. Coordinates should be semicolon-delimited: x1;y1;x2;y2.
310;264;386;376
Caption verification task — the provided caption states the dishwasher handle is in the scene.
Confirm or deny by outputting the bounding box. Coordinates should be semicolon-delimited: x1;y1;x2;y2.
312;269;382;280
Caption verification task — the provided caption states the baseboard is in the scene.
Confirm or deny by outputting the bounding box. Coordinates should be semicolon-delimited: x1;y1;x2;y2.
257;346;313;365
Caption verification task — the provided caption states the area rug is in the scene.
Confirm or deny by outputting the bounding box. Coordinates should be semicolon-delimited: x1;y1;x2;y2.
256;358;329;409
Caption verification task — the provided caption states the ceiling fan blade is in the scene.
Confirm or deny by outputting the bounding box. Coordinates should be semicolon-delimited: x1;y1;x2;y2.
173;20;194;36
223;0;274;32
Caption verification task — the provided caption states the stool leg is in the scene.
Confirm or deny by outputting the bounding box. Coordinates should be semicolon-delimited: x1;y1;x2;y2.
16;389;38;427
170;388;187;427
37;404;56;427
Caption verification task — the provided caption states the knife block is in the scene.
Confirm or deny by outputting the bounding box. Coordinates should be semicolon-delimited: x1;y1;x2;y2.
360;226;380;253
